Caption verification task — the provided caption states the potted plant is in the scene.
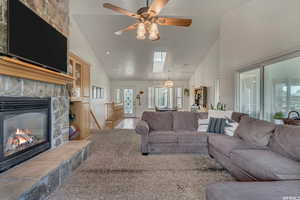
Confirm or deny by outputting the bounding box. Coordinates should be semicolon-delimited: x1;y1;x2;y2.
184;88;190;96
273;112;284;125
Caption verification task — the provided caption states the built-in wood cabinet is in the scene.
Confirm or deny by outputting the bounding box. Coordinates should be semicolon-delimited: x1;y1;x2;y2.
69;52;91;139
81;64;91;98
70;101;91;139
69;53;91;100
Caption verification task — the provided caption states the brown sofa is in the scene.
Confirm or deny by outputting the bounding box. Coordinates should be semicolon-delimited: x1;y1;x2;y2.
135;111;245;155
206;116;300;200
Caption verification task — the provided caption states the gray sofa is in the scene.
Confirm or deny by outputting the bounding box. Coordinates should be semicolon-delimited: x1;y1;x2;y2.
206;181;300;200
207;116;300;200
135;111;245;155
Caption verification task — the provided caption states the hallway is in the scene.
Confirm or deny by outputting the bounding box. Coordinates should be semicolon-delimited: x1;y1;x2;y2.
115;118;139;130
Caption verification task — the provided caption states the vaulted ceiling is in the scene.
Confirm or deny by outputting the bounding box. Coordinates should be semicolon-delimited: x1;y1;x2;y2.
70;0;251;81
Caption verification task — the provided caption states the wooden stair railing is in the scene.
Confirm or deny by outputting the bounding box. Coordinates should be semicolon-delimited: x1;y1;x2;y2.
105;103;124;129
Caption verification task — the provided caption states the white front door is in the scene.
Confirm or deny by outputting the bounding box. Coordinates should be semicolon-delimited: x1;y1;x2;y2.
123;88;136;118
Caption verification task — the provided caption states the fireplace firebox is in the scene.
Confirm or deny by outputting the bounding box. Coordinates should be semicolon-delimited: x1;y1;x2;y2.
0;97;51;172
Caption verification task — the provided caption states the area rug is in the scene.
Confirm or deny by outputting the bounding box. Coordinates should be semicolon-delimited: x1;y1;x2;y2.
48;129;233;200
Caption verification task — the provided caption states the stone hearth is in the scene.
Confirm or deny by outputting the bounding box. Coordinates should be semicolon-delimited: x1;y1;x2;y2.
0;140;91;200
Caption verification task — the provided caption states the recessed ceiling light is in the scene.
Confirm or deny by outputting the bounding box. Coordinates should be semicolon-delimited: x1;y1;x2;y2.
105;51;111;55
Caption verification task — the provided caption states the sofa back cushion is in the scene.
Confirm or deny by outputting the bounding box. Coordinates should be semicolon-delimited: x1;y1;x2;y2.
142;112;173;131
172;112;197;131
236;116;276;146
231;112;249;123
195;112;208;120
269;125;300;162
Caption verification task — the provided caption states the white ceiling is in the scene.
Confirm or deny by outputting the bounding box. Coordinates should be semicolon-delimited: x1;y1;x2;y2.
70;0;251;81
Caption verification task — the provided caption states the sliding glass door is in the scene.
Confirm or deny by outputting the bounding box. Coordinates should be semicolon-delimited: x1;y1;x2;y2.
239;68;261;118
237;53;300;121
263;56;300;121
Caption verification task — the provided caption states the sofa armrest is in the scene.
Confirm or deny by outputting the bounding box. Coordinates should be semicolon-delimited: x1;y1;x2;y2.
135;120;150;136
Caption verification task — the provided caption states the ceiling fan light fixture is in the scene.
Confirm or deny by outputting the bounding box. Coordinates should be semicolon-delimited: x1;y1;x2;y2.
136;23;146;40
114;31;122;35
149;23;160;40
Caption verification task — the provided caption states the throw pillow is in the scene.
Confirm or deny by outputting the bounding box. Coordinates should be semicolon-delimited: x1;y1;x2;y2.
197;119;209;132
224;117;239;136
207;117;226;134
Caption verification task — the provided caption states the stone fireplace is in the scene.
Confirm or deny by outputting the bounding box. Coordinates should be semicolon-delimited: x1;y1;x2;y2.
0;75;70;149
0;97;51;171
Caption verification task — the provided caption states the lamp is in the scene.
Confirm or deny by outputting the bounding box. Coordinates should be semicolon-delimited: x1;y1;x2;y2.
149;23;160;41
136;23;146;40
164;69;174;88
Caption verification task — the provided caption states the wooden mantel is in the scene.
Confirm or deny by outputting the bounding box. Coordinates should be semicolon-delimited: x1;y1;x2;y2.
0;56;74;85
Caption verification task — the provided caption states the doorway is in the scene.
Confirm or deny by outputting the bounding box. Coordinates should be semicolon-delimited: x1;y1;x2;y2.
123;89;136;118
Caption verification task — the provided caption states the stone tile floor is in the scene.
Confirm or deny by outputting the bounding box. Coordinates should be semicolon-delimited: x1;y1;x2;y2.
47;130;233;200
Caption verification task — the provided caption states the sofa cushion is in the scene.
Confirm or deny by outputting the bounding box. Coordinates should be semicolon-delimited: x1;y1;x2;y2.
206;181;300;200
195;112;208;120
235;116;276;146
142;112;173;131
172;112;197;131
175;130;208;143
208;135;265;157
231;112;248;123
270;125;300;162
149;131;177;143
231;149;300;181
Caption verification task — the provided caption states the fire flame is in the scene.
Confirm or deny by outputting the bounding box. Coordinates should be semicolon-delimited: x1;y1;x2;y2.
13;129;34;145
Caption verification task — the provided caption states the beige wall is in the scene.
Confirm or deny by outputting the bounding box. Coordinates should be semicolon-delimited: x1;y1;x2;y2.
219;0;300;109
189;39;220;107
190;0;300;110
69;16;111;128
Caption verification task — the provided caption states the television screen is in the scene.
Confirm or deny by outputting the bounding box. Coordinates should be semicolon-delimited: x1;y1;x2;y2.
8;0;68;73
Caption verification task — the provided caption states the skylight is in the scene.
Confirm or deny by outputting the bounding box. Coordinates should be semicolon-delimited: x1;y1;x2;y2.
153;51;167;73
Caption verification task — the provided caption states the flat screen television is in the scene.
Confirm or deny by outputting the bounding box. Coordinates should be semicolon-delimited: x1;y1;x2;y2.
7;0;68;73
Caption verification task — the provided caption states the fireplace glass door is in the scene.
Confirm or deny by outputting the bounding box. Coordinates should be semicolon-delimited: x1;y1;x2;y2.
2;109;48;157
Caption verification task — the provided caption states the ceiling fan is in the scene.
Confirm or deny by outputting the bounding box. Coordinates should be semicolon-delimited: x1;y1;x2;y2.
103;0;192;41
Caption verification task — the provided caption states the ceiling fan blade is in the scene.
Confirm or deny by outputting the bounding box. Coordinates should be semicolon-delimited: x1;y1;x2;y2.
103;3;140;18
157;17;192;27
148;0;170;16
114;23;138;35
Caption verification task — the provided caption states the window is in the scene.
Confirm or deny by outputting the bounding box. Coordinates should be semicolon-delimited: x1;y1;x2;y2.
148;87;183;109
176;88;183;109
264;56;300;121
92;86;105;99
114;89;122;104
155;88;169;108
239;68;261;118
237;53;300;121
